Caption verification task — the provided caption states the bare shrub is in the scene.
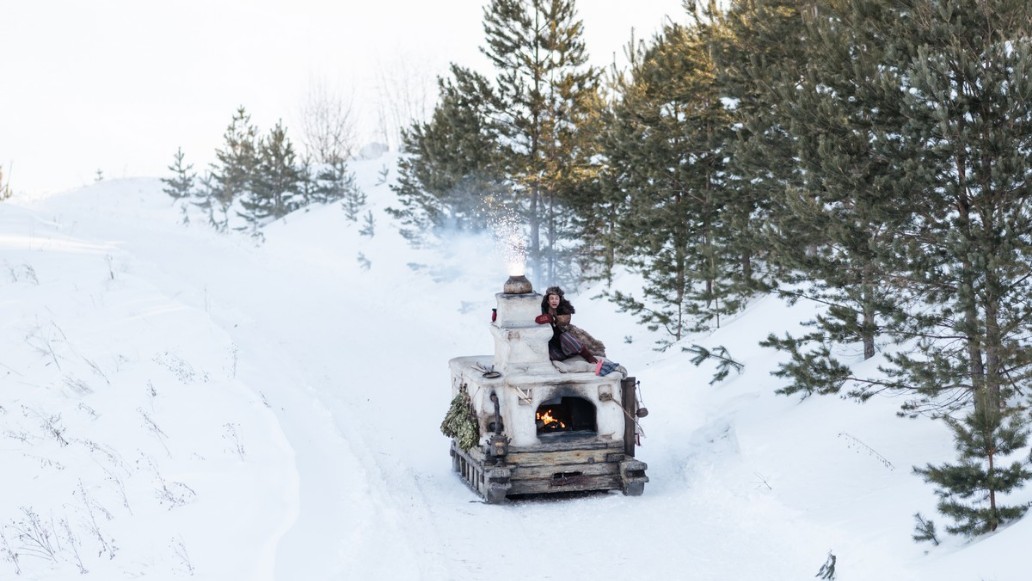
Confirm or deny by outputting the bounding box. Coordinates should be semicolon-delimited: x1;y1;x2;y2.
139;408;170;456
26;324;65;371
0;528;21;575
0;164;12;201
75;480;118;560
23;406;69;446
10;507;57;562
153;352;207;383
6;263;38;284
372;54;436;151
142;458;196;510
64;376;94;395
222;422;245;459
299;77;357;164
170;536;195;576
59;517;87;573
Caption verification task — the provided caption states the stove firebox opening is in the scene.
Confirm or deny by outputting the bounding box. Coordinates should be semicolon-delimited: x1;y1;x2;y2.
535;396;597;435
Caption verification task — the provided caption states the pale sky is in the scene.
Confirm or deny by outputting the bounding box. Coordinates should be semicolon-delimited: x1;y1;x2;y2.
1;1;684;196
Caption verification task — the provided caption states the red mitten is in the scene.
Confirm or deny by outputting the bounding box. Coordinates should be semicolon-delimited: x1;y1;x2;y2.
534;314;552;324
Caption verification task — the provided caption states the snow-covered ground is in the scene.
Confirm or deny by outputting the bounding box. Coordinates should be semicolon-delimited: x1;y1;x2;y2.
1;154;1028;580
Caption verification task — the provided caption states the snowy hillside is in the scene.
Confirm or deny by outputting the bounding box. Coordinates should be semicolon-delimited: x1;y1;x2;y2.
1;155;1028;580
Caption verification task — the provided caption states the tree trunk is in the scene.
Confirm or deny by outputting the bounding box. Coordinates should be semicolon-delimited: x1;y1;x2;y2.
861;262;876;360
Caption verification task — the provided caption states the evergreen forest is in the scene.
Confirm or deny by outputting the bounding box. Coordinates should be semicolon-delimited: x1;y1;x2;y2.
154;0;1032;542
161;106;368;238
389;0;1032;539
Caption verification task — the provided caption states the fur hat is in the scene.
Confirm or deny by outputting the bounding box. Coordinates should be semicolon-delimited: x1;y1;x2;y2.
543;286;564;298
541;286;575;314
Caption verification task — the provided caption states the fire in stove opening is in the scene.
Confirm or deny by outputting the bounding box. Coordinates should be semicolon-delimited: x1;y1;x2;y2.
535;396;597;435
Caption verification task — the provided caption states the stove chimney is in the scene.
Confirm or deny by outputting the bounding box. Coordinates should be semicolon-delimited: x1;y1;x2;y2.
490;276;553;374
503;274;533;295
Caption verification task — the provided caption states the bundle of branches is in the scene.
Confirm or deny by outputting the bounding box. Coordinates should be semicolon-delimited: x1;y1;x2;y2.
440;390;479;451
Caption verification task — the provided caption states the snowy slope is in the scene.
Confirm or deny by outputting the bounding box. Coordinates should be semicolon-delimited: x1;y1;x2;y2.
1;156;1028;580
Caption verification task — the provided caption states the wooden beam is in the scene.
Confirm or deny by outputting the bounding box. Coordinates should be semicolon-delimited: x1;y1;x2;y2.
506;447;619;467
510;461;620;481
621;376;637;457
508;474;622;495
508;439;622;454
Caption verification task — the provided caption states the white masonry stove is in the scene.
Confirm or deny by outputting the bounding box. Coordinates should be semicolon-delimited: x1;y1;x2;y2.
447;275;648;502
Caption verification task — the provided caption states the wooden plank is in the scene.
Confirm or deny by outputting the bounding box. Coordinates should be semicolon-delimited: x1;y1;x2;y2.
510;461;619;481
451;439;488;464
466;446;488;463
508;438;623;454
506;448;619;467
508;474;622;495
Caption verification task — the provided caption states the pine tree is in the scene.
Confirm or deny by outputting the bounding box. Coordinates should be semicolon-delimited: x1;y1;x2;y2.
239;120;304;231
161;147;195;203
841;0;1032;533
758;330;852;398
296;155;317;206
710;0;854;388
914;403;1031;535
359;210;375;238
709;0;819;291
310;156;364;219
481;0;602;283
161;147;195;224
192;173;217;231
338;174;367;222
205;106;259;231
690;0;1032;537
582;99;628;287
602;22;738;347
872;0;1032;406
735;0;917;397
388;65;507;243
553;81;608;285
911;513;940;545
